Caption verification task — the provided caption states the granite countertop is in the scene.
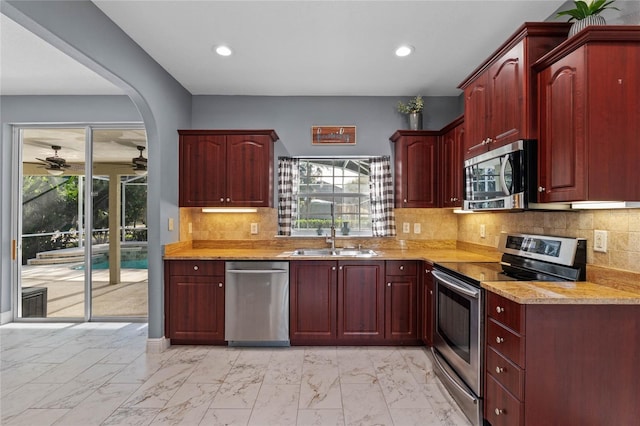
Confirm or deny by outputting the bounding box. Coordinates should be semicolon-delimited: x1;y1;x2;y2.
482;280;640;305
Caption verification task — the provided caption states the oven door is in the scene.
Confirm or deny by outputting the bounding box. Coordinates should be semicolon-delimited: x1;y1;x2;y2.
463;140;532;211
432;269;483;396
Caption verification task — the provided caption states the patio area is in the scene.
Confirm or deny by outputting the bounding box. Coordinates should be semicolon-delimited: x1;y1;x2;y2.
20;263;148;318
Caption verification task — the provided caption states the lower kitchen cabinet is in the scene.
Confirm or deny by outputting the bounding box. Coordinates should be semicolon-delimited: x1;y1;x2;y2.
337;260;386;343
485;291;640;425
164;260;225;344
420;262;434;346
385;260;419;343
289;261;337;344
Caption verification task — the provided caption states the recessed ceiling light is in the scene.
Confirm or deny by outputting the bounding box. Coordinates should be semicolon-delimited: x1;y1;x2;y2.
215;45;233;56
395;45;414;57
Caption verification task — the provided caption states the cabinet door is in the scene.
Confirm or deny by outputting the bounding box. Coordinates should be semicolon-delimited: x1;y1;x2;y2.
463;74;489;159
385;274;418;341
488;42;525;149
421;264;434;346
537;48;586;202
179;134;226;206
168;275;225;342
290;261;337;344
394;135;439;208
441;124;463;208
337;261;385;342
226;135;273;207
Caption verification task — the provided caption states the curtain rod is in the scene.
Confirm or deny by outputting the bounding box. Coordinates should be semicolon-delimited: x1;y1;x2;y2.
278;155;389;160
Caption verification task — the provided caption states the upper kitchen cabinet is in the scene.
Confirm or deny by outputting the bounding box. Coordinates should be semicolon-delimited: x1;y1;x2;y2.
390;130;439;208
440;116;464;208
178;129;279;207
534;27;640;203
459;22;570;159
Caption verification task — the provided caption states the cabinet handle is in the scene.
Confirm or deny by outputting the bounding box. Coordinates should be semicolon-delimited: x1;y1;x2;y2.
387;282;391;287
226;198;230;202
220;198;224;202
218;282;223;288
496;306;504;313
332;266;336;271
496;336;504;344
495;408;504;416
538;186;546;193
399;265;404;270
429;290;433;295
339;266;343;270
403;198;407;203
193;265;199;271
495;366;505;374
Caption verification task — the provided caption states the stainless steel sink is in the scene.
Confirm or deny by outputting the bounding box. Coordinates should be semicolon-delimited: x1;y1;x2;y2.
290;248;377;257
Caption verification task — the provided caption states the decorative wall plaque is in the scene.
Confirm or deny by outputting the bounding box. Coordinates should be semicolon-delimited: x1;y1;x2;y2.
311;126;356;145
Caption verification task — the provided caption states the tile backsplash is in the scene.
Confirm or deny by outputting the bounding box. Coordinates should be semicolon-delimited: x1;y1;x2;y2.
181;207;640;275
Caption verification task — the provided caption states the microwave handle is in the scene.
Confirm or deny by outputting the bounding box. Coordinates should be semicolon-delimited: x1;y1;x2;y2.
500;154;510;196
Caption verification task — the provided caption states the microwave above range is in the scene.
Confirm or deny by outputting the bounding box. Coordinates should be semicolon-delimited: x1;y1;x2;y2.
463;140;537;211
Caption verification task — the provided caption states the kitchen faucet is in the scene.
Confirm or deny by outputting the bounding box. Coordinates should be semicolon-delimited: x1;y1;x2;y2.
326;202;336;251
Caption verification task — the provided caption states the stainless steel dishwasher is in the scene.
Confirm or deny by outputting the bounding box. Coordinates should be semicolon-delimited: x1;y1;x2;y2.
224;261;290;346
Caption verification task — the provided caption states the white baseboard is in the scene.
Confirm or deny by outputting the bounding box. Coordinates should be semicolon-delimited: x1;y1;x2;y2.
146;337;170;353
0;310;13;325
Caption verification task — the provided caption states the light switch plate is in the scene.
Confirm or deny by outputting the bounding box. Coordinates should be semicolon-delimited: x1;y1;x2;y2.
168;217;174;231
594;230;608;253
402;222;410;233
480;224;486;238
414;223;421;234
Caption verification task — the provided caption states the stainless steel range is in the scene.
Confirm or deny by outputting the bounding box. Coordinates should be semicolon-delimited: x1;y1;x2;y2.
431;232;586;426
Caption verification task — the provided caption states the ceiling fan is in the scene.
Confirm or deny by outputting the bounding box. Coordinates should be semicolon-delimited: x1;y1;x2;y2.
35;145;71;176
132;145;147;176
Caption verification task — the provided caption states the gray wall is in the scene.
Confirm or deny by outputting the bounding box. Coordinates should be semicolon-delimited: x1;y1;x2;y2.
192;95;463;157
0;95;141;317
2;1;192;339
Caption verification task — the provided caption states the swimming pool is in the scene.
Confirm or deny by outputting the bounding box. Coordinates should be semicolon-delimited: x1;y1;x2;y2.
71;258;148;270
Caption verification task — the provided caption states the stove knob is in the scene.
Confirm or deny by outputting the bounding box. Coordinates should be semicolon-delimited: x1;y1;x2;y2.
496;306;504;313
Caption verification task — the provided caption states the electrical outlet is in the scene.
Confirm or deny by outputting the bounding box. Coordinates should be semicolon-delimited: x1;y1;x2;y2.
250;223;259;235
594;230;608;253
168;217;174;231
402;222;410;233
480;224;486;238
414;223;421;234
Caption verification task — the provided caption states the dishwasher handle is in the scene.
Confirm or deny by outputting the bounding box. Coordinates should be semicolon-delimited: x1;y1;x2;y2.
226;269;288;274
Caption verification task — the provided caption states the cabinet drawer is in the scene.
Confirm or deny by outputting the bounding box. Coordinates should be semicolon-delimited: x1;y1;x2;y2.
485;374;524;426
487;319;525;368
385;260;417;276
487;292;524;333
168;260;224;276
486;346;525;400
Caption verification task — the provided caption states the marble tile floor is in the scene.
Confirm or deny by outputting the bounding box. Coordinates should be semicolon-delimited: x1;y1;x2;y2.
0;322;471;426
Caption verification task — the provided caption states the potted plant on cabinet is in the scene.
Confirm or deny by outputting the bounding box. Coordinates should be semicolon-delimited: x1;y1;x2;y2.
557;0;619;37
396;95;424;130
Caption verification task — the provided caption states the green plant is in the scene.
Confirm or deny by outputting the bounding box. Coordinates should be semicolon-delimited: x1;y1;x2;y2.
556;0;619;21
396;95;424;114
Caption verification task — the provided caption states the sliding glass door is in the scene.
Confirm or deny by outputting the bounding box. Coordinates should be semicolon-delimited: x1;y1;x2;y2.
17;125;148;320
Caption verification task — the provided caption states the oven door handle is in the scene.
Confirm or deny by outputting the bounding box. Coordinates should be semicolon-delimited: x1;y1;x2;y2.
432;270;480;299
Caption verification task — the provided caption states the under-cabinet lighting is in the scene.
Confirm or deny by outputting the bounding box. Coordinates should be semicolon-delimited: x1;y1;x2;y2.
395;45;414;57
201;207;258;213
570;201;640;209
453;209;475;214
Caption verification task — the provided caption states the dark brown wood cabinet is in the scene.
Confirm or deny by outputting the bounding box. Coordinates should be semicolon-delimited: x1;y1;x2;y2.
484;291;640;425
420;262;434;346
440;116;464;208
535;27;640;203
178;129;278;207
390;130;439;208
164;260;225;344
384;261;418;343
459;23;570;159
289;260;337;344
337;260;386;343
